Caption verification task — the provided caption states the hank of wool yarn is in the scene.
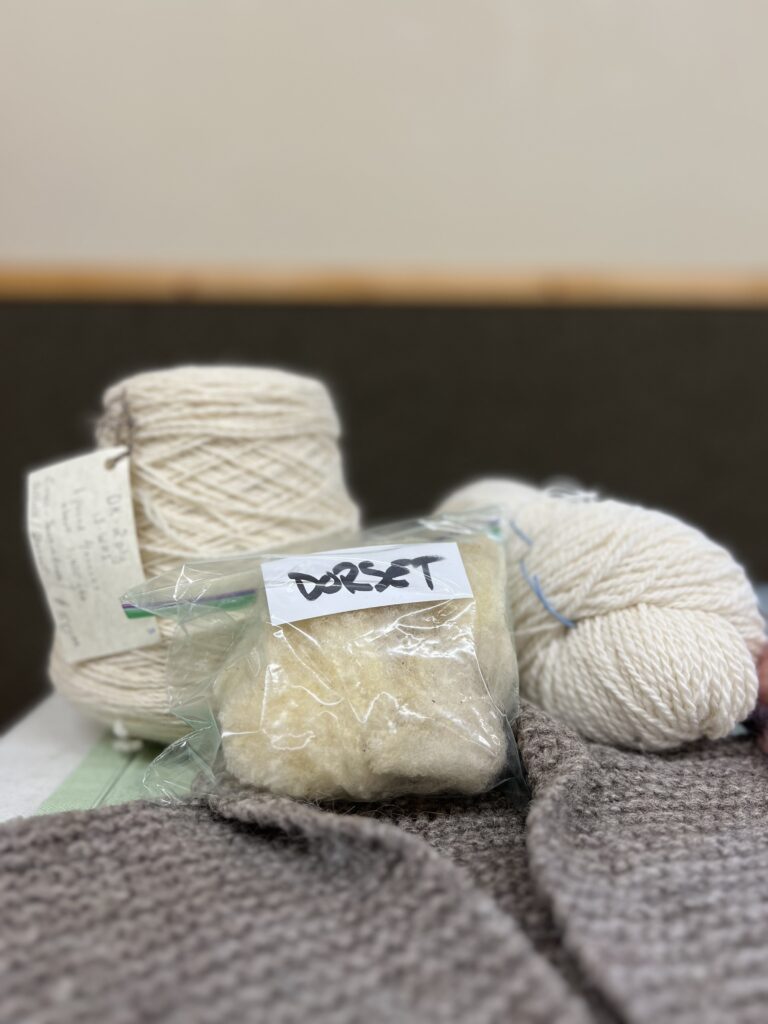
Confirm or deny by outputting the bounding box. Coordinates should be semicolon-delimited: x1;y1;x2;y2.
49;366;360;742
439;478;765;750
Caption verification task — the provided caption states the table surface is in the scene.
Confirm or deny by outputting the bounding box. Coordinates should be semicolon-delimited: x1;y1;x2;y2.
0;695;161;822
0;694;104;821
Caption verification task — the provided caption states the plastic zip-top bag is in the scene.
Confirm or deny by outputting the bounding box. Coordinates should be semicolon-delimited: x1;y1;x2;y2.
124;511;522;802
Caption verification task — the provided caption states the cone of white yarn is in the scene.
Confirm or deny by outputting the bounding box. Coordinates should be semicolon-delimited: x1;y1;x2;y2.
440;478;765;750
49;365;360;742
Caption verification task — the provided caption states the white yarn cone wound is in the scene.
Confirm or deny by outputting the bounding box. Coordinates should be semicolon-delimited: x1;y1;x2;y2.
49;366;360;741
440;478;765;750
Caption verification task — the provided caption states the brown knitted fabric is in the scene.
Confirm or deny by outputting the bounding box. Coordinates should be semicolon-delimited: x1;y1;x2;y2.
1;704;767;1024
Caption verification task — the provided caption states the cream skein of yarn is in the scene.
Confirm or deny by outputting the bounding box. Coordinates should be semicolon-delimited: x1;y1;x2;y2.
49;366;360;742
440;478;765;750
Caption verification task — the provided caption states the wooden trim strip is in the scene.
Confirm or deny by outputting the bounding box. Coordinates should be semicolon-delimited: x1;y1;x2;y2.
2;265;768;305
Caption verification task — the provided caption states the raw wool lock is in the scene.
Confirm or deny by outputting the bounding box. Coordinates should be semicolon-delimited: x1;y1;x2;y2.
220;533;516;801
48;365;360;742
125;513;521;803
440;478;766;751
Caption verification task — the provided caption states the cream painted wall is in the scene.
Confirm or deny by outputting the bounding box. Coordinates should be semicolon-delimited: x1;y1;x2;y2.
1;1;766;269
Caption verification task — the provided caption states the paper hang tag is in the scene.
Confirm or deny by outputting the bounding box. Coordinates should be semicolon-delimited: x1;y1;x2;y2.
26;446;159;663
261;541;474;626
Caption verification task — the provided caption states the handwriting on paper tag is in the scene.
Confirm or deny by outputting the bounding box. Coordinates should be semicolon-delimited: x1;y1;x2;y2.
26;447;159;663
261;542;473;626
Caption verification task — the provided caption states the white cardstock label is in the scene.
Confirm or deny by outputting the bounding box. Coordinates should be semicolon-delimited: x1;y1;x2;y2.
26;447;159;663
261;541;474;626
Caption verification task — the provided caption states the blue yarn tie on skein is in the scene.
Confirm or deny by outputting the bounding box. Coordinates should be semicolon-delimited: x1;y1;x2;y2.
510;516;575;630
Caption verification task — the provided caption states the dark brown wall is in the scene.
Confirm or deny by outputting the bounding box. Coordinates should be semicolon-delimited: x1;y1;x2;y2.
1;303;766;730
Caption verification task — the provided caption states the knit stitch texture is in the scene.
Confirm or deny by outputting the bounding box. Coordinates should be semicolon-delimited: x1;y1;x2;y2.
1;704;767;1024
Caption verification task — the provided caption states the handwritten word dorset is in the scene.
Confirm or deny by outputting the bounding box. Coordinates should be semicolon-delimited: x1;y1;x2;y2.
288;555;444;602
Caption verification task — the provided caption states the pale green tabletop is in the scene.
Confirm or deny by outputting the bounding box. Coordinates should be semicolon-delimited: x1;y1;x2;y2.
37;736;162;815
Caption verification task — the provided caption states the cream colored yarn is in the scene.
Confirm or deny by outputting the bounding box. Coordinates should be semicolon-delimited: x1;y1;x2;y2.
440;478;765;750
49;366;360;741
219;535;518;801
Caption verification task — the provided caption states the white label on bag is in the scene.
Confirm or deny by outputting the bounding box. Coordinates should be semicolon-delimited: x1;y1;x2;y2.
26;446;159;663
261;541;474;626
